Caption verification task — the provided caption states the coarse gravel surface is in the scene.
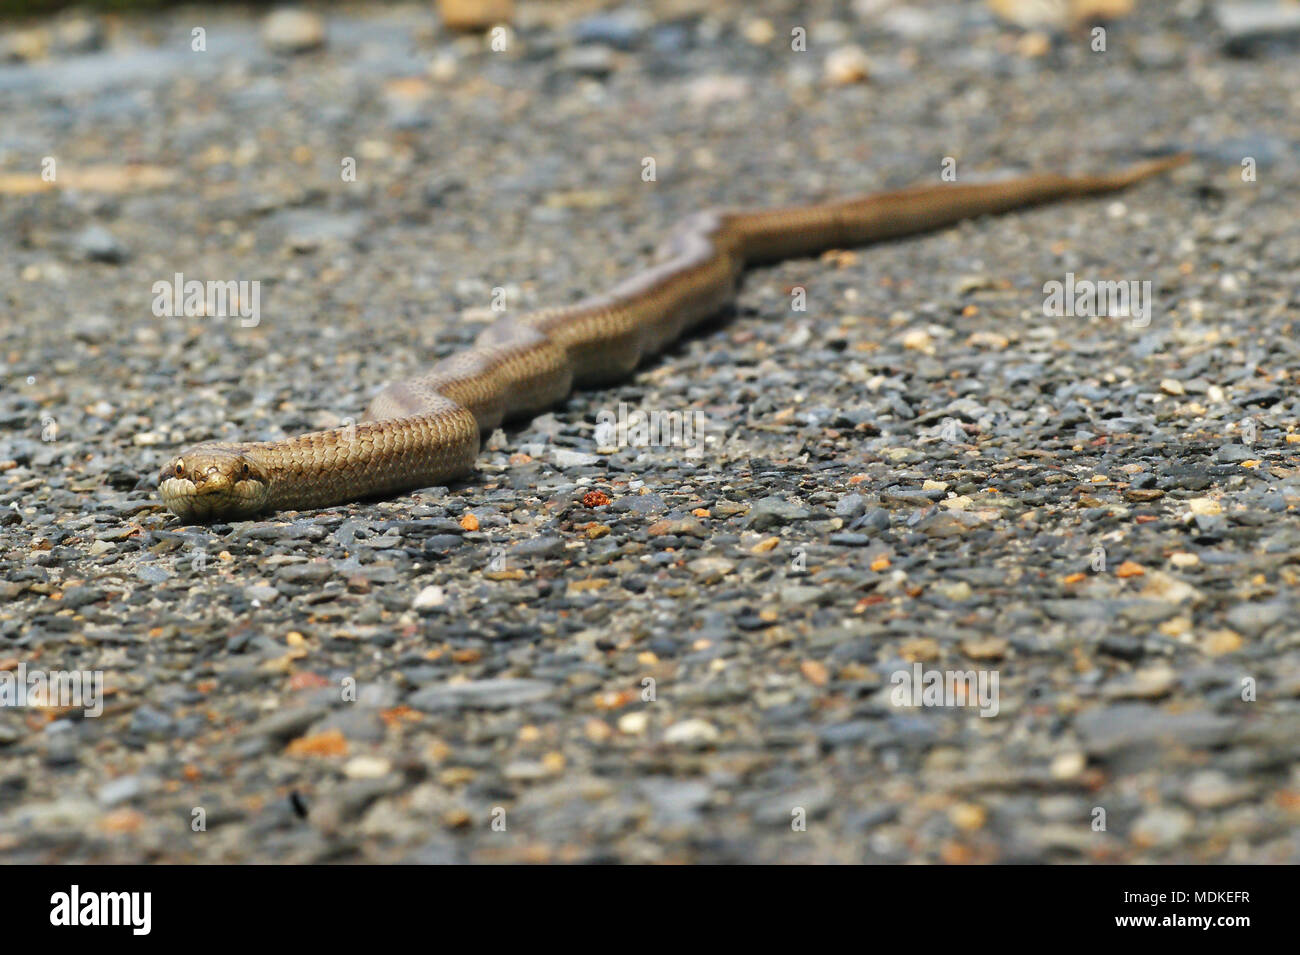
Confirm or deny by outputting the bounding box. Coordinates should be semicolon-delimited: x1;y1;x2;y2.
1;0;1298;863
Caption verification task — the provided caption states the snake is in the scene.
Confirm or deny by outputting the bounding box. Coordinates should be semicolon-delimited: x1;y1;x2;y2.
158;155;1187;522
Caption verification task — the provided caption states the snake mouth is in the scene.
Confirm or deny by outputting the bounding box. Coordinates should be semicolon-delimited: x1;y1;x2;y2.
159;477;265;522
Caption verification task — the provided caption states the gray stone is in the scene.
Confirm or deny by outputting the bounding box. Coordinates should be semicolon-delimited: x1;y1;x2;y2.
75;225;128;264
408;678;553;711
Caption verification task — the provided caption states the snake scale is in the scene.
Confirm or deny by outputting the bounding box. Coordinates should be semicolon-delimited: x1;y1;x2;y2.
158;155;1187;522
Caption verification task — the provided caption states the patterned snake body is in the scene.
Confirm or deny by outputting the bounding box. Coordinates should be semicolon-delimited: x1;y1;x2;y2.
158;156;1186;522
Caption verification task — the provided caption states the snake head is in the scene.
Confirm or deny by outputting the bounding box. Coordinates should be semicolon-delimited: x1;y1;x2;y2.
158;445;270;522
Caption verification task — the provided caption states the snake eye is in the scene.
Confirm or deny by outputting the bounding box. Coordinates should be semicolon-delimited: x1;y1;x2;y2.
174;459;185;477
241;463;250;478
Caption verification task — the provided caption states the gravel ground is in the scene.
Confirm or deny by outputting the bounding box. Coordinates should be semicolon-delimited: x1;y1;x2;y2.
1;0;1298;864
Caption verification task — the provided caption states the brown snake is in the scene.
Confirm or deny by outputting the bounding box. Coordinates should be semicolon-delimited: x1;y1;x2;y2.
158;155;1187;522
